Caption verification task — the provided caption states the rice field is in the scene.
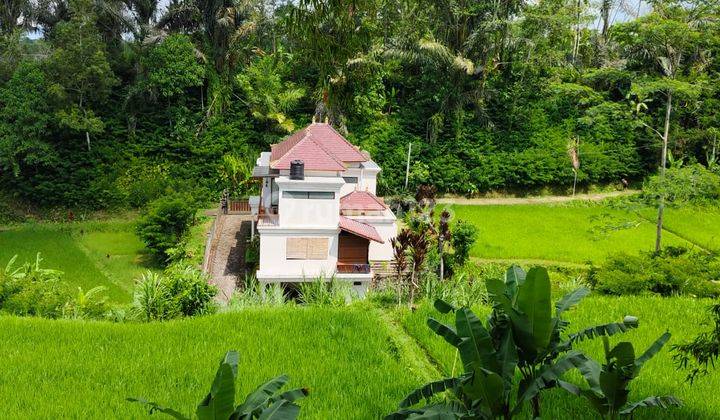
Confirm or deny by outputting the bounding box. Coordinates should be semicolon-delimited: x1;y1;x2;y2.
0;307;423;419
445;203;694;264
395;296;720;419
0;220;157;303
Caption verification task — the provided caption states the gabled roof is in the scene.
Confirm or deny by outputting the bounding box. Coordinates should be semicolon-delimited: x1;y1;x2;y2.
270;123;367;166
270;135;346;171
339;216;384;243
340;191;388;211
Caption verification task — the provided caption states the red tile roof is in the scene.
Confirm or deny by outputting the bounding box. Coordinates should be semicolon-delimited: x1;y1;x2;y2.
270;135;346;171
270;123;367;165
339;216;384;243
340;191;387;211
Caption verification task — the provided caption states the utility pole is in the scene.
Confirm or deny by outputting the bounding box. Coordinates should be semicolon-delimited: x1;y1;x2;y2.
404;142;412;190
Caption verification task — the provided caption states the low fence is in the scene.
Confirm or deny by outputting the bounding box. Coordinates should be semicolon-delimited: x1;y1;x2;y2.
227;199;250;214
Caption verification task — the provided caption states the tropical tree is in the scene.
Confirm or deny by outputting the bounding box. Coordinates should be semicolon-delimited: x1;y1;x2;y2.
560;334;681;419
390;229;411;305
615;2;706;251
0;0;33;35
406;229;429;308
46;0;117;151
129;350;308;419
435;209;451;282
287;0;379;124
486;265;639;417
235;51;305;132
389;266;641;418
218;153;253;197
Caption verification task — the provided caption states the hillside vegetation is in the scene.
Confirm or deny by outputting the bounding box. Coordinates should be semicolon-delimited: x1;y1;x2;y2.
1;0;718;209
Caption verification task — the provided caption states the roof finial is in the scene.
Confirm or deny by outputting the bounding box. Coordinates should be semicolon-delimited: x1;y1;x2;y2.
312;115;316;124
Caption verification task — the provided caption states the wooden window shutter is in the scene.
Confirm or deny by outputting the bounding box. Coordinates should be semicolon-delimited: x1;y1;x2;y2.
286;238;307;259
307;238;328;260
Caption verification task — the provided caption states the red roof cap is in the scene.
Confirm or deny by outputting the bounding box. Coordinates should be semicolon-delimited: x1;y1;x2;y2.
340;191;387;211
339;216;384;243
271;123;367;164
271;136;346;171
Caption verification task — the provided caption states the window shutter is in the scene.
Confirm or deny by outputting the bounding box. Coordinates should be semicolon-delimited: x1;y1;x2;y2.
286;238;307;259
286;237;328;260
307;238;328;259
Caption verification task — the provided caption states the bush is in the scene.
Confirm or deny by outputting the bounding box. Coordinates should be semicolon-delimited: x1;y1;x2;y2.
643;164;720;205
450;220;478;266
0;254;69;318
591;247;720;297
131;266;217;321
0;254;110;319
136;194;197;262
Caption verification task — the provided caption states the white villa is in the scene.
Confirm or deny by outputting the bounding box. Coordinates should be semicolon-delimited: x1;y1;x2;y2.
249;122;398;295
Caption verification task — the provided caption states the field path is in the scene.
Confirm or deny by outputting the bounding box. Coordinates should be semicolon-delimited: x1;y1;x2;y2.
206;214;251;301
437;190;639;205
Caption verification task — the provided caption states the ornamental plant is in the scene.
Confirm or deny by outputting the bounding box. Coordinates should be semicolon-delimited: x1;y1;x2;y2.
129;350;308;419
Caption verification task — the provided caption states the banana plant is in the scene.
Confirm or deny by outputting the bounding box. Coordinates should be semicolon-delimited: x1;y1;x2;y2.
486;266;639;417
387;299;589;419
128;351;308;420
558;334;682;419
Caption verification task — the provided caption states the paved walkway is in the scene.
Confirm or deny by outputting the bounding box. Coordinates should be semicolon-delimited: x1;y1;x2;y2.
436;190;639;205
207;214;252;302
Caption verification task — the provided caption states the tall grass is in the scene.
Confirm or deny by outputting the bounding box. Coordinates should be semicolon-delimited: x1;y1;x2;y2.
0;308;421;419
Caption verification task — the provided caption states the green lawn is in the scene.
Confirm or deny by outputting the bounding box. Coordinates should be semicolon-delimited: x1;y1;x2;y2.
0;220;157;303
0;307;422;419
446;203;690;264
395;296;718;419
639;206;720;252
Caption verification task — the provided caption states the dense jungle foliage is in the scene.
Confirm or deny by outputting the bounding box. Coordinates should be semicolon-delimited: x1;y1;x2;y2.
1;0;719;208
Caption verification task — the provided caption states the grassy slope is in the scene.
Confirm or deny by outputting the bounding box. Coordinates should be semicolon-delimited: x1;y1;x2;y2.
0;307;421;419
447;204;689;263
639;206;720;252
0;221;158;303
396;296;718;419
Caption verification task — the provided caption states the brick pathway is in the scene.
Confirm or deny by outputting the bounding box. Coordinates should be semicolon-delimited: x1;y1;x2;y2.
207;214;252;302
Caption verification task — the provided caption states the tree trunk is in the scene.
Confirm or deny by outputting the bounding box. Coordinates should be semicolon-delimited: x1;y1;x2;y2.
655;91;672;252
408;264;416;309
86;131;91;151
530;394;541;418
438;240;444;283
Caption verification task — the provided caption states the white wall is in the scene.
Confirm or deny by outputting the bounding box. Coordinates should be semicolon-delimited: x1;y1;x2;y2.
277;177;343;228
257;229;339;278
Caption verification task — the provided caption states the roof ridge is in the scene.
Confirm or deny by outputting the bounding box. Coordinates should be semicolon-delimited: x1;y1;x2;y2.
306;133;347;168
323;124;366;158
271;132;313;165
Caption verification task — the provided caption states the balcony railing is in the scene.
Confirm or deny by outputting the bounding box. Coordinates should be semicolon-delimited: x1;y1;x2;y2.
336;263;371;274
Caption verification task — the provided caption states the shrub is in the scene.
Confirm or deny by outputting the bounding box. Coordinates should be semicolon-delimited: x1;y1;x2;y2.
136;195;197;262
0;254;71;318
591;247;720;297
643;164;720;205
450;220;478;266
1;254;112;320
131;267;217;321
64;286;110;319
673;301;720;383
